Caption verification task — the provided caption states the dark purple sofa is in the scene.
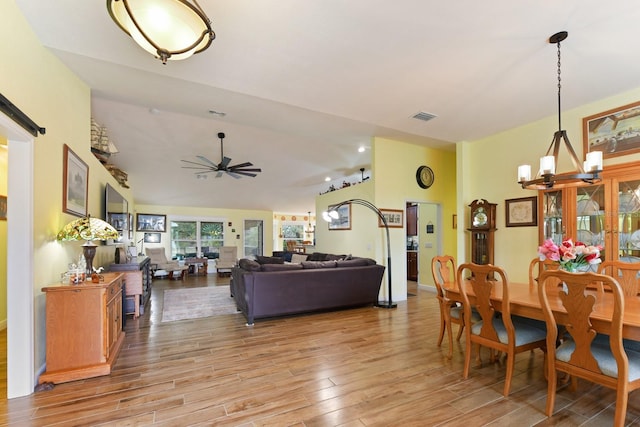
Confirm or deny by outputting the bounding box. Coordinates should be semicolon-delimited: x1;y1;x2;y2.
231;257;385;325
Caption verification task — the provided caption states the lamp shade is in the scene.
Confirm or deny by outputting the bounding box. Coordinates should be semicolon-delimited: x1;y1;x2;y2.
107;0;215;63
57;216;119;242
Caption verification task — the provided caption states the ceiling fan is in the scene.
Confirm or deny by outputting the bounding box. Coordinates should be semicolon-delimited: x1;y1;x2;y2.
181;132;262;179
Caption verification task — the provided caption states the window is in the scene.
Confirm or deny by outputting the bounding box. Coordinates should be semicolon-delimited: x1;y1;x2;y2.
282;223;304;247
170;220;224;259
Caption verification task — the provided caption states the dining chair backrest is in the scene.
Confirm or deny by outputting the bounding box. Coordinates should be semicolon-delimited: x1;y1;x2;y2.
456;263;511;344
431;255;456;298
456;262;547;397
597;260;640;296
537;269;638;426
528;257;559;287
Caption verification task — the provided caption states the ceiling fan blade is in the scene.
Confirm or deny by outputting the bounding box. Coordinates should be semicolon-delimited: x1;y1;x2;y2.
230;167;262;173
216;171;224;178
230;170;259;177
225;171;244;179
181;159;213;169
229;161;253;169
219;156;232;169
195;156;219;168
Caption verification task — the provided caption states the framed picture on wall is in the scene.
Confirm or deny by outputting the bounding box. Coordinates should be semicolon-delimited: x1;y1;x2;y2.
327;203;351;230
62;144;88;217
583;100;640;159
136;213;166;232
505;196;537;227
379;209;403;228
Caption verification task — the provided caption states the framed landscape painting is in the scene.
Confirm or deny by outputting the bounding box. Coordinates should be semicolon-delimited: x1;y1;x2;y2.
62;144;88;217
583;100;640;159
136;213;166;232
328;203;351;230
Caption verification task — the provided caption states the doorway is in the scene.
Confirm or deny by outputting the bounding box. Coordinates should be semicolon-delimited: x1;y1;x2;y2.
244;219;264;257
1;110;35;398
406;201;441;288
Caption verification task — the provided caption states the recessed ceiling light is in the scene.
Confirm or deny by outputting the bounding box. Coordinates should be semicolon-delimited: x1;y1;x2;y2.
149;108;161;114
358;146;365;153
325;177;331;182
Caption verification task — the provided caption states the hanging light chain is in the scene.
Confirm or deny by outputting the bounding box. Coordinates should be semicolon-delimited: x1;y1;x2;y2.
556;38;562;131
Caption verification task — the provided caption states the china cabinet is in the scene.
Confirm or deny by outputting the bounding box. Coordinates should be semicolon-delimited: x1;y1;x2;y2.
538;160;640;263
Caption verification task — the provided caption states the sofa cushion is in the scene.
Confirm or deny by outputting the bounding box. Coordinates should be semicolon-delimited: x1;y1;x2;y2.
256;255;285;265
238;258;261;271
260;263;303;272
336;258;374;268
290;253;308;264
302;260;338;269
325;253;347;261
307;252;328;261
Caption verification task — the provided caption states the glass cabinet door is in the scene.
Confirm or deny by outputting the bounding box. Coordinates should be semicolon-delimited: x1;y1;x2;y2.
575;184;605;263
542;190;564;245
616;179;640;263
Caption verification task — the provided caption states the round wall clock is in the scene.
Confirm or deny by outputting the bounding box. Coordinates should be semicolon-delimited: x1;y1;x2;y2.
416;165;435;189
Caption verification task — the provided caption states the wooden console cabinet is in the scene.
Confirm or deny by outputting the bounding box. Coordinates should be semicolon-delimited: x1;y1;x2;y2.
110;256;152;318
40;272;125;384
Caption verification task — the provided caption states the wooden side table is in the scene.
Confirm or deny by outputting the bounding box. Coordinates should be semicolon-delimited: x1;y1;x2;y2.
184;258;208;275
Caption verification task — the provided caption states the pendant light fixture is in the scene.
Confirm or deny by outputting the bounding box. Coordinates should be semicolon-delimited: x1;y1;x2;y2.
517;31;603;190
107;0;215;64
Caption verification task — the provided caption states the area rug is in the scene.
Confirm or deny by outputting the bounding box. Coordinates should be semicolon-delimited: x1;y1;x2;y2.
161;286;239;322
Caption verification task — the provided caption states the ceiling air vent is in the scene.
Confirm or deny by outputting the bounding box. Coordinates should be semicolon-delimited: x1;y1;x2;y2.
412;111;437;122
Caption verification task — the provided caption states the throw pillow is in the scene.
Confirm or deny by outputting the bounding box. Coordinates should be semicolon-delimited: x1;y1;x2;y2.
256;255;285;265
290;253;308;264
301;260;338;269
260;263;303;272
238;258;261;271
307;252;328;261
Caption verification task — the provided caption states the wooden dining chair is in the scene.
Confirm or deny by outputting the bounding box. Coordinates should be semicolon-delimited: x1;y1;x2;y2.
457;263;547;397
528;257;559;287
597;260;640;296
431;255;477;358
538;269;640;426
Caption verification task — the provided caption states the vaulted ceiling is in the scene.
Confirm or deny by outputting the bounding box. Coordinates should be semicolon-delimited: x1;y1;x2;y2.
14;0;640;212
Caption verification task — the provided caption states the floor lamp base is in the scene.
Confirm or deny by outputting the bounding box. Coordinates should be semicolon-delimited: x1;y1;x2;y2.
375;301;397;309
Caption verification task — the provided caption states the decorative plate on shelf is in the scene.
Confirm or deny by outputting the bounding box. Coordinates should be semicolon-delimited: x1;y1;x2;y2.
630;230;640;249
577;229;594;246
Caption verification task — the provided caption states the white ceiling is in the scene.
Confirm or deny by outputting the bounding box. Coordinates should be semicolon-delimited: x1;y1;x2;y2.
14;0;640;213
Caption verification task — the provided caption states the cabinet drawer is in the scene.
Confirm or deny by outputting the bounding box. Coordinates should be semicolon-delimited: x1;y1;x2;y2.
106;279;122;302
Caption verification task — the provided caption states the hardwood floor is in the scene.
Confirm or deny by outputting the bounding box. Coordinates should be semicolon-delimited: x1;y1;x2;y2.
0;274;639;426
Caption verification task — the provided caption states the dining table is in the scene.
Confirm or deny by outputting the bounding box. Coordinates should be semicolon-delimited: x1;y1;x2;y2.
443;280;640;341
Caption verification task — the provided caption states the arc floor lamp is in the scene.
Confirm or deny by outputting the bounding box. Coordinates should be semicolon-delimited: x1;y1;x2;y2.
323;198;397;309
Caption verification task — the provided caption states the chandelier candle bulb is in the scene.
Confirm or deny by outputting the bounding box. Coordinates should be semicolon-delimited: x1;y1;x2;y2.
540;156;555;175
586;151;603;172
518;165;531;182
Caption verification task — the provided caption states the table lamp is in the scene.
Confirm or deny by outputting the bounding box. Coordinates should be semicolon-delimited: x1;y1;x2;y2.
57;215;119;277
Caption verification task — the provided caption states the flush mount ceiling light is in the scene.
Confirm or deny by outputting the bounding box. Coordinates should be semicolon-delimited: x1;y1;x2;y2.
107;0;215;64
517;31;603;190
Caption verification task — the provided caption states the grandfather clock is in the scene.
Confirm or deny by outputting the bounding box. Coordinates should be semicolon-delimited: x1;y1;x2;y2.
468;199;497;265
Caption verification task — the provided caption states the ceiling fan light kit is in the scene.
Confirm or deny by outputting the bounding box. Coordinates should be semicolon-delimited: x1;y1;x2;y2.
107;0;215;64
517;31;603;190
181;132;262;179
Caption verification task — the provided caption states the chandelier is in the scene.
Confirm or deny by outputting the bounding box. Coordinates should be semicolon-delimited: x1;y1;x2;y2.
107;0;215;64
517;31;603;190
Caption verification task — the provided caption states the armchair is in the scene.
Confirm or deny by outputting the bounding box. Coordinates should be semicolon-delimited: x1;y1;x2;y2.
146;247;188;280
216;246;237;277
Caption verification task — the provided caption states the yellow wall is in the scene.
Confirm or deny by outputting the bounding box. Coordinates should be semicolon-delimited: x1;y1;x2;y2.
1;0;135;374
133;204;274;257
316;137;457;301
460;87;640;283
0;142;6;328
